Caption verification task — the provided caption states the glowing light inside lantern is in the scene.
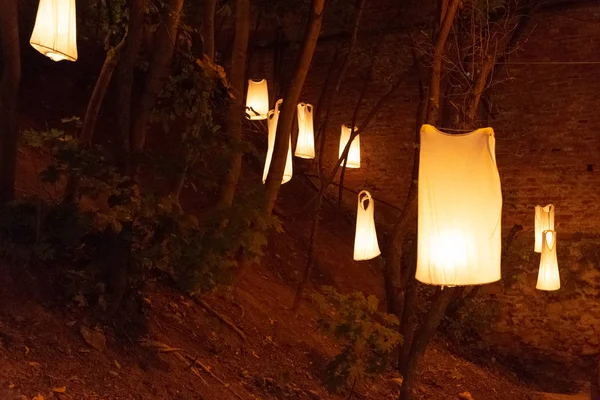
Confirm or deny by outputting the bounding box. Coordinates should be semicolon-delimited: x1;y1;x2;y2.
534;204;554;253
30;0;78;62
339;125;360;168
246;79;269;120
262;100;293;184
536;230;560;291
295;103;315;159
353;190;381;261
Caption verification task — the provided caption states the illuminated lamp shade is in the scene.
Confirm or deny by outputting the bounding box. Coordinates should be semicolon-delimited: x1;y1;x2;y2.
245;79;269;120
353;190;381;261
295;103;315;159
339;125;360;168
415;124;502;286
536;230;560;291
262;100;293;184
534;204;555;253
30;0;78;62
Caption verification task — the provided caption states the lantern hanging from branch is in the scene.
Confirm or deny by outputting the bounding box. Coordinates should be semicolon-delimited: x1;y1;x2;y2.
339;125;360;168
246;79;269;120
354;190;381;261
262;100;293;184
534;204;555;253
536;230;560;291
295;103;315;159
30;0;78;62
416;124;502;286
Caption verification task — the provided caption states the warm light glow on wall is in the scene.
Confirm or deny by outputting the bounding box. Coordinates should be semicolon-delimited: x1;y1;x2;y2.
30;0;78;62
353;190;381;261
339;125;360;168
246;79;269;120
295;103;315;159
534;204;554;253
536;230;560;291
416;124;502;286
262;100;293;184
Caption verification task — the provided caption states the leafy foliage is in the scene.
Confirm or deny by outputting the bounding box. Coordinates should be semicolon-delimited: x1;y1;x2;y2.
312;286;402;391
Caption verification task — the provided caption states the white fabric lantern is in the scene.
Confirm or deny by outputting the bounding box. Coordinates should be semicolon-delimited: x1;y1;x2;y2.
295;103;315;159
534;204;555;253
262;100;293;184
246;79;269;120
536;230;560;291
30;0;78;62
339;125;360;168
354;190;381;261
416;124;502;286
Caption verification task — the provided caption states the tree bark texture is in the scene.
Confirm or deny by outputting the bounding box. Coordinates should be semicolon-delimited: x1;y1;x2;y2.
202;0;217;62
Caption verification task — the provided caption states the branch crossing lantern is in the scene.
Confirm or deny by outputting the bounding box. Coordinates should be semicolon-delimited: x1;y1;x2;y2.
536;230;560;291
295;103;315;159
416;124;502;286
534;204;554;253
354;191;381;261
339;125;360;168
30;0;78;62
246;79;269;120
262;100;293;184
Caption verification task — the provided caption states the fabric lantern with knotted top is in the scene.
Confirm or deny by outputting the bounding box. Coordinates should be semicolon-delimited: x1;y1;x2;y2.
295;103;315;159
339;125;360;168
30;0;78;62
262;100;293;184
354;190;381;261
536;230;560;291
416;124;502;286
534;204;555;253
246;79;269;120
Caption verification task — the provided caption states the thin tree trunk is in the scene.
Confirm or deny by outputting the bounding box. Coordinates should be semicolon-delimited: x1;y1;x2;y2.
131;0;184;151
202;0;217;62
263;0;325;215
0;0;21;202
115;0;147;172
218;0;250;208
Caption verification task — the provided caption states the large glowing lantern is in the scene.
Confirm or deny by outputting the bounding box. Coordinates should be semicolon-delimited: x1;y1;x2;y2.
536;230;560;291
339;125;360;168
262;100;293;184
246;79;269;120
416;124;502;286
354;190;381;261
534;204;555;253
295;103;315;159
30;0;78;62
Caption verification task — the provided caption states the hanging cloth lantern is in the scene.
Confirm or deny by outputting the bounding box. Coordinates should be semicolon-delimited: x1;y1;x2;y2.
262;100;293;184
246;79;269;120
30;0;78;62
536;230;560;291
354;190;381;261
295;103;315;159
534;204;555;253
339;125;360;168
416;124;502;286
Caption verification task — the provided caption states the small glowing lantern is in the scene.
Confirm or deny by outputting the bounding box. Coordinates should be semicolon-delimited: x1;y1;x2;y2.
262;100;293;184
415;124;502;286
30;0;78;62
536;230;560;291
246;79;269;120
534;204;555;253
295;103;315;159
339;125;360;168
354;190;381;261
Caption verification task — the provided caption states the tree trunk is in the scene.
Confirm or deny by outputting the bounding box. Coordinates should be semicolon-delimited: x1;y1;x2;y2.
131;0;184;151
0;0;21;202
217;0;250;208
202;0;217;62
115;0;147;172
263;0;325;215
